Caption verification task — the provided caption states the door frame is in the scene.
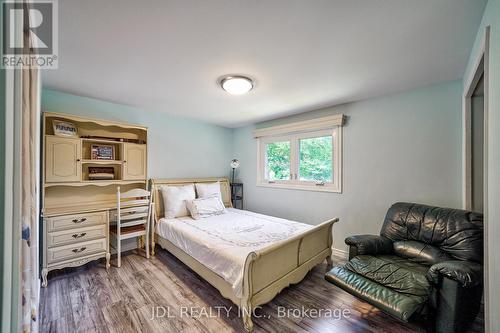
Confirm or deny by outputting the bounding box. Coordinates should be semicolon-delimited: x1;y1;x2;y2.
462;25;490;331
463;25;490;211
2;67;23;333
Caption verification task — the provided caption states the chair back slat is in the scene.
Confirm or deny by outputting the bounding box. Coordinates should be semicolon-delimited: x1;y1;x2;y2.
109;206;148;218
120;206;149;214
120;188;151;199
120;219;148;228
119;212;149;221
120;199;150;207
109;213;149;223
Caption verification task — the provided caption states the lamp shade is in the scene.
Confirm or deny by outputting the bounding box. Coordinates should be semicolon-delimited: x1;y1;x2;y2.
230;159;240;169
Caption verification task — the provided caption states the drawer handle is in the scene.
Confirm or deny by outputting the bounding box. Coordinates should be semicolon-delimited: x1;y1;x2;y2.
72;218;87;224
72;247;87;253
72;232;87;239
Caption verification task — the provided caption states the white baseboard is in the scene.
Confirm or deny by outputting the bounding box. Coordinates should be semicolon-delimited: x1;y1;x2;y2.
331;247;348;259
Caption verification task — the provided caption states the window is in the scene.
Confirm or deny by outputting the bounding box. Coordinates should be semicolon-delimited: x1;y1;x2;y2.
255;115;343;192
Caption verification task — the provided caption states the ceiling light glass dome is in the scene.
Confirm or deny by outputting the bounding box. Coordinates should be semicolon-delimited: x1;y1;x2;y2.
220;76;254;95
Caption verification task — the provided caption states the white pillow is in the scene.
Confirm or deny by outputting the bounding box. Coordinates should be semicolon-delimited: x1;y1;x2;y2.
160;184;195;218
186;196;226;220
195;181;222;201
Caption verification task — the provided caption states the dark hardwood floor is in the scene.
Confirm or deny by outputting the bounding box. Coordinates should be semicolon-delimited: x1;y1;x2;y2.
40;248;484;333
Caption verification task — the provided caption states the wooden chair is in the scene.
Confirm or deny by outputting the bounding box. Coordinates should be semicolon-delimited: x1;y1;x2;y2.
109;187;152;267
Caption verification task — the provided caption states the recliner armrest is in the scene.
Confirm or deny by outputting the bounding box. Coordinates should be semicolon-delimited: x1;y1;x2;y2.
427;260;483;288
345;235;393;259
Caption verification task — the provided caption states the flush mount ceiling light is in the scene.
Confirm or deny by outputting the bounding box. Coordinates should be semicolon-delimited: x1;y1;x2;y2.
220;75;254;95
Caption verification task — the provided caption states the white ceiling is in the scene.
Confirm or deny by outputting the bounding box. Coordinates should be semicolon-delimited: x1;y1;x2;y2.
43;0;486;127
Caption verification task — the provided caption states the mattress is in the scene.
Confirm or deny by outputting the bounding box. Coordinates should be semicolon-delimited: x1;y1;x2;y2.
156;208;312;297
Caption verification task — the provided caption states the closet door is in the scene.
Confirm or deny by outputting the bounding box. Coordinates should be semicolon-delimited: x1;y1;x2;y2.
122;143;147;180
45;136;81;182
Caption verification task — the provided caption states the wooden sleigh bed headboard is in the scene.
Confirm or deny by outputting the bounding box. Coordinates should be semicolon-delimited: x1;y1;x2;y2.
150;177;232;221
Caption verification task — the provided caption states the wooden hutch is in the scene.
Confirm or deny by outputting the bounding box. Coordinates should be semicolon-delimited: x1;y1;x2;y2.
41;112;148;286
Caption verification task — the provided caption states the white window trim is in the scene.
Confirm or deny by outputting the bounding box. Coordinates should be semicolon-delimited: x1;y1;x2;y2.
254;114;344;193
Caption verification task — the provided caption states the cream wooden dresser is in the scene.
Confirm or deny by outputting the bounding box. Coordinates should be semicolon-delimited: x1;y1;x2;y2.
41;112;148;287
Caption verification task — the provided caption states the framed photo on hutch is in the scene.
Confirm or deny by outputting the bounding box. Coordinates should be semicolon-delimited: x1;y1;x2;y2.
91;144;115;160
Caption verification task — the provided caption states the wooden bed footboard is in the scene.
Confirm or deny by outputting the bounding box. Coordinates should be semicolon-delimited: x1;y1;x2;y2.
240;218;338;332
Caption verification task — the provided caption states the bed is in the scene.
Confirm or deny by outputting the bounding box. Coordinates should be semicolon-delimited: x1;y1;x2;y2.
151;178;338;331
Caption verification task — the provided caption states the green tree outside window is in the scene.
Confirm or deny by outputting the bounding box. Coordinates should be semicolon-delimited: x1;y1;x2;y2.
266;141;290;180
299;136;333;182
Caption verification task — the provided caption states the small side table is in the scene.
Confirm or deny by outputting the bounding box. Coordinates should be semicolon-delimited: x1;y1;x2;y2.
230;183;243;209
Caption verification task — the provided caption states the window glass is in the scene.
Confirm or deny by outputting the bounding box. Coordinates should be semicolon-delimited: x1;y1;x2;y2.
265;141;290;180
299;135;333;182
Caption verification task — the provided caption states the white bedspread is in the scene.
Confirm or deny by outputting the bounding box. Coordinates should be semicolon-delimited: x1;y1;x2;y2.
156;208;312;298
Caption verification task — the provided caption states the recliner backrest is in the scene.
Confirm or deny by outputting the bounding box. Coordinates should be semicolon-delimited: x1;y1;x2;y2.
380;202;483;263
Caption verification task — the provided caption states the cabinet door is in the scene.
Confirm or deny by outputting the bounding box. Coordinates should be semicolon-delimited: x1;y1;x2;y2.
123;143;147;180
45;136;81;182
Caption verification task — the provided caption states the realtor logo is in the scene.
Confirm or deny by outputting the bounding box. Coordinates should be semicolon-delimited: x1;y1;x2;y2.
2;0;58;68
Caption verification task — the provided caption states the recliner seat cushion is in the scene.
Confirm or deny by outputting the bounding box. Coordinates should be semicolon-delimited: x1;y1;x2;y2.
345;255;431;297
393;240;453;265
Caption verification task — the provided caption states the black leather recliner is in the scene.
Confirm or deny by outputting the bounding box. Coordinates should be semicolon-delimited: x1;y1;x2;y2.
325;202;483;333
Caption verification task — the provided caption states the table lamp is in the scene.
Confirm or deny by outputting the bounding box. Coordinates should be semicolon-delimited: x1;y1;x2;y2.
230;159;240;183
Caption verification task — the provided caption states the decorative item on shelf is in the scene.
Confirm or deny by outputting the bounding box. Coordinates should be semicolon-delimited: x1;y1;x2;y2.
53;120;78;137
91;144;115;160
80;135;146;144
88;167;115;180
230;159;240;183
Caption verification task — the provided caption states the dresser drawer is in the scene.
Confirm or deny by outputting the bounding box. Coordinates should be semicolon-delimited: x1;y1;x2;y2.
46;211;107;232
47;238;107;264
47;224;107;248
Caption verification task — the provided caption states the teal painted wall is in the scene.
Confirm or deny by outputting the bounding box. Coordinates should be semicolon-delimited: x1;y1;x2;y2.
232;80;463;250
41;89;234;179
463;0;500;331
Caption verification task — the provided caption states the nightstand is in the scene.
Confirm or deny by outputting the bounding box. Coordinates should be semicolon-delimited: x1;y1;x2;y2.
230;183;243;209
